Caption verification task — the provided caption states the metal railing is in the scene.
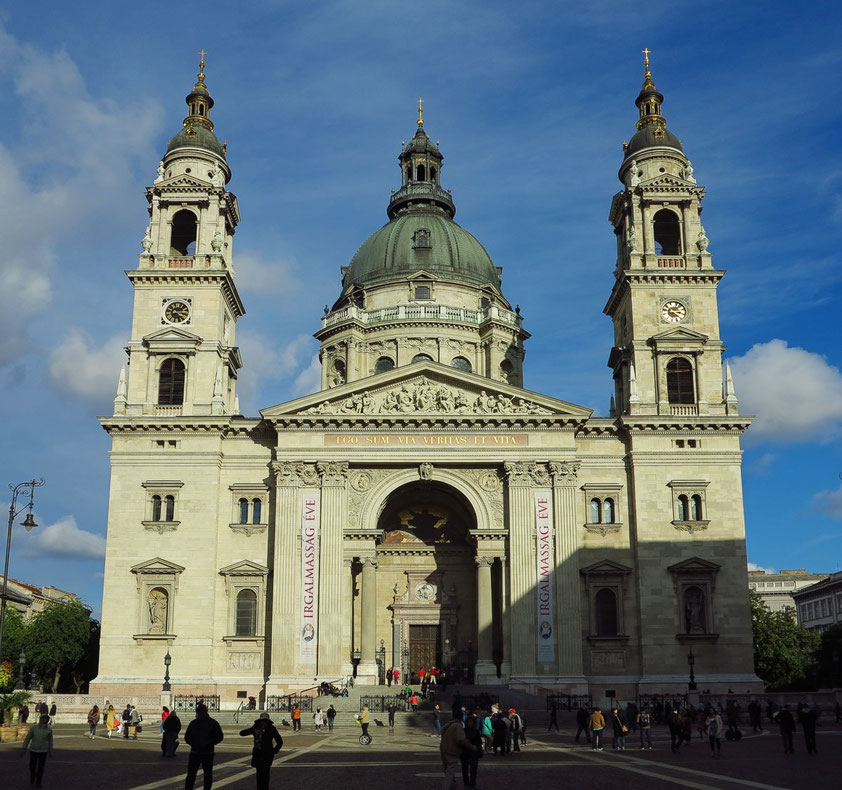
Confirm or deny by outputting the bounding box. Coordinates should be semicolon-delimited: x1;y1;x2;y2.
545;694;593;711
266;694;314;713
360;695;403;713
173;694;220;712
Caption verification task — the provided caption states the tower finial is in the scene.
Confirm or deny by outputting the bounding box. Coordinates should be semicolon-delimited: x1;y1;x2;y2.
417;97;424;127
641;47;655;89
198;49;207;84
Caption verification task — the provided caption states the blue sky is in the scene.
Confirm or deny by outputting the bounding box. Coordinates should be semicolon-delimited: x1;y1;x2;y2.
1;1;841;618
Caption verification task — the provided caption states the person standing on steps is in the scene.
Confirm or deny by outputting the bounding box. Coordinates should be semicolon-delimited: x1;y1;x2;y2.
431;704;442;737
313;706;325;732
184;702;224;790
326;705;336;732
387;701;396;733
589;707;605;751
611;707;628;750
291;705;301;731
239;712;283;790
22;714;53;787
637;707;653;750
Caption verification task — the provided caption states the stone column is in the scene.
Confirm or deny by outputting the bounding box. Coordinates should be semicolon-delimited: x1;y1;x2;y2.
550;461;587;689
504;462;536;677
317;462;348;676
475;556;496;683
642;201;653;259
357;556;379;682
268;462;318;689
499;556;512;680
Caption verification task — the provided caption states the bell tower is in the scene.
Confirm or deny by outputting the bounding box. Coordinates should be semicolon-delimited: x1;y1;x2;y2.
115;54;245;418
604;50;736;419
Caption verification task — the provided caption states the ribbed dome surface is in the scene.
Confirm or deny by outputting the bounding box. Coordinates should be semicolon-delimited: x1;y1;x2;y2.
626;125;684;156
343;211;500;290
166;124;226;158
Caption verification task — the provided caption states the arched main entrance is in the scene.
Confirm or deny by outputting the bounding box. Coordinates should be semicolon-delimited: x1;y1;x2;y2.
375;480;478;682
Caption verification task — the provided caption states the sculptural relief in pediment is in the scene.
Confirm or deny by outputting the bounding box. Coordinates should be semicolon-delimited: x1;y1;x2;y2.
301;376;552;416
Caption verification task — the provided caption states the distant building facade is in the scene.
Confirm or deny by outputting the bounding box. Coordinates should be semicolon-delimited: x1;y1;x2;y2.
0;576;80;620
792;571;842;632
747;569;830;613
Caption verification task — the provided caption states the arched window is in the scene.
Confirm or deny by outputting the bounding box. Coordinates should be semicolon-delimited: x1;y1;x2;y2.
595;588;618;636
602;498;616;524
235;589;258;636
158;358;186;406
239;498;249;524
677;494;688;521
164;495;175;522
417;164;426;181
252;498;262;525
666;358;694;404
151;495;162;522
430;166;437;181
653;208;681;255
412;353;433;363
690;495;702;521
450;356;472;373
590;498;601;524
684;586;707;634
170;209;198;256
405;165;412;182
374;356;395;374
500;359;515;384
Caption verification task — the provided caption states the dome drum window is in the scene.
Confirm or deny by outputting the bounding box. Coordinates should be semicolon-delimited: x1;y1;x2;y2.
374;356;395;375
449;356;472;373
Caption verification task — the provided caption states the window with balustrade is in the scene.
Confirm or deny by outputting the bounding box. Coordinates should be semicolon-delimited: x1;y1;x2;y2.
666;357;695;405
669;481;709;532
229;486;268;535
142;480;183;531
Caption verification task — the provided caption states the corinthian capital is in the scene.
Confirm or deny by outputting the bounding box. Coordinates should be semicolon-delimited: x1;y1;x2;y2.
317;461;350;486
273;461;320;487
549;461;581;486
503;461;531;486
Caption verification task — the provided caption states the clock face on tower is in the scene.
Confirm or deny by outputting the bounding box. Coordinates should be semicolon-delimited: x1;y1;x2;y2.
163;299;191;324
661;300;687;323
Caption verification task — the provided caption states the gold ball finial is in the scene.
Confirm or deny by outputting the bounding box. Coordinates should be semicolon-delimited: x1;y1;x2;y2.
197;49;207;84
417;97;424;127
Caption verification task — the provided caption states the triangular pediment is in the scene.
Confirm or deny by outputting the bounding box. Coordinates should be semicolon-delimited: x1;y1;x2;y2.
158;175;210;189
408;270;438;280
580;559;633;576
131;557;185;575
143;327;204;344
649;327;709;344
667;557;721;574
261;361;592;419
641;173;700;190
219;559;269;576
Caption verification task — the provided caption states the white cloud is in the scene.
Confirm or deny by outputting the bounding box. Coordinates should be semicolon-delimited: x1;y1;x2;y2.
49;329;125;400
235;251;300;295
729;339;842;442
24;515;105;559
293;354;322;396
814;487;842;520
747;562;776;574
745;452;776;475
0;25;161;364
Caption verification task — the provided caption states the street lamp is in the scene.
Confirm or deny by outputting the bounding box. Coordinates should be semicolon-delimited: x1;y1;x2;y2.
16;647;26;690
0;478;45;661
163;650;172;692
687;649;697;691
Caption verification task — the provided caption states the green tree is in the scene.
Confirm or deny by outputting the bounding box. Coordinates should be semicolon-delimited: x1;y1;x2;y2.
0;607;28;666
750;590;819;690
814;624;842;688
24;599;91;692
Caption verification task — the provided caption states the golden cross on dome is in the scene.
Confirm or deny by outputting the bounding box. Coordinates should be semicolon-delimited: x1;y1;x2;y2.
197;49;207;83
417;97;424;126
642;47;651;79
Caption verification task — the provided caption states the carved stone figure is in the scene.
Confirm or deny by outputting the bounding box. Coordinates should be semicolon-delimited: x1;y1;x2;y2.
141;226;153;253
627;223;638;252
211;230;223;252
155;161;165;183
437;386;454;412
696;226;709;252
684;161;696;183
419;462;433;481
397;385;414;412
381;390;398;412
628;160;641;188
211;161;224;187
147;588;168;634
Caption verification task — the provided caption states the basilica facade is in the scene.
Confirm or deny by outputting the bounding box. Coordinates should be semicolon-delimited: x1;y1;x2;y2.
92;55;761;704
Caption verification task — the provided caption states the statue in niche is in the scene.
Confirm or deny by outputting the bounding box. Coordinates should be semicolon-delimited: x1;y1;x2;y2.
684;586;707;634
147;588;168;634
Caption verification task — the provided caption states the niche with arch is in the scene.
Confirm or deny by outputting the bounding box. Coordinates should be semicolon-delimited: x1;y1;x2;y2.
653;208;681;255
170;209;198;256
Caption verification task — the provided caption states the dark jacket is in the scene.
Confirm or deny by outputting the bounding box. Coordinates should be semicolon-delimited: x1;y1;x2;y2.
611;711;627;734
185;714;224;753
461;723;483;762
163;712;182;735
239;718;282;766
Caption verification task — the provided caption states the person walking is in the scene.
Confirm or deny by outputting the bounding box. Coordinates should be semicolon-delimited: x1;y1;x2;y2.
326;704;336;732
19;703;30;724
313;707;325;732
239;712;283;790
460;714;483;789
548;704;560;732
798;704;818;755
184;703;224;790
509;709;521;752
574;705;589;742
387;702;396;733
611;707;628;750
105;704;117;738
22;714;53;787
492;715;507;755
431;704;442;737
668;707;683;754
706;707;723;756
777;706;796;755
121;704;132;739
360;704;370;739
291;705;301;731
49;702;57;721
441;708;475;789
480;711;493;752
637;707;653;750
589;707;605;751
129;705;141;739
161;705;170;734
87;705;100;739
162;709;181;757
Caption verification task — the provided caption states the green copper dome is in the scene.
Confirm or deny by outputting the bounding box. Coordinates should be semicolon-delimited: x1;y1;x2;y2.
166;123;226;157
343;211;500;290
625;50;683;158
165;56;226;159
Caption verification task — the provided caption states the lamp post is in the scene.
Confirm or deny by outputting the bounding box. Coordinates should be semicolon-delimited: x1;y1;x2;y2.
163;650;172;692
402;646;409;678
0;479;44;662
687;649;697;691
16;647;26;690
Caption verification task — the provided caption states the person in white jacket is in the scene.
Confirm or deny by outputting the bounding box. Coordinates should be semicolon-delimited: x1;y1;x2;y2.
705;707;724;756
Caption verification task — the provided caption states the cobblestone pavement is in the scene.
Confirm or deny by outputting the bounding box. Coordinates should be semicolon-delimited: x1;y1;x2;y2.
2;721;840;789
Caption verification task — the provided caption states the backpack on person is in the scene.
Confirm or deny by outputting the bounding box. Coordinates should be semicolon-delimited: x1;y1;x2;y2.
639;712;651;727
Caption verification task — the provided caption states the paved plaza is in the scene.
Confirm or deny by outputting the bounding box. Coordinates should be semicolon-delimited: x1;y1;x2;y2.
1;716;839;790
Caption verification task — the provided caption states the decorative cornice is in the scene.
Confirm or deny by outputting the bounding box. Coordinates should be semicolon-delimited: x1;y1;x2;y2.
583;522;622;537
142;520;180;534
671;520;710;534
229;522;268;537
126;269;245;319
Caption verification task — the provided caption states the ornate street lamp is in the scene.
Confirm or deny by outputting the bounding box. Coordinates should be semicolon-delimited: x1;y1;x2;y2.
16;647;26;690
687;649;697;691
163;650;172;692
0;479;45;661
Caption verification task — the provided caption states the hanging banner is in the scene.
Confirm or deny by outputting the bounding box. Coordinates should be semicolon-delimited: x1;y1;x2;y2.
299;490;321;664
534;490;555;662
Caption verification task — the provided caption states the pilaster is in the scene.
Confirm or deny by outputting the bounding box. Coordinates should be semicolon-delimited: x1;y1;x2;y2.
357;555;379;682
475;555;496;683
